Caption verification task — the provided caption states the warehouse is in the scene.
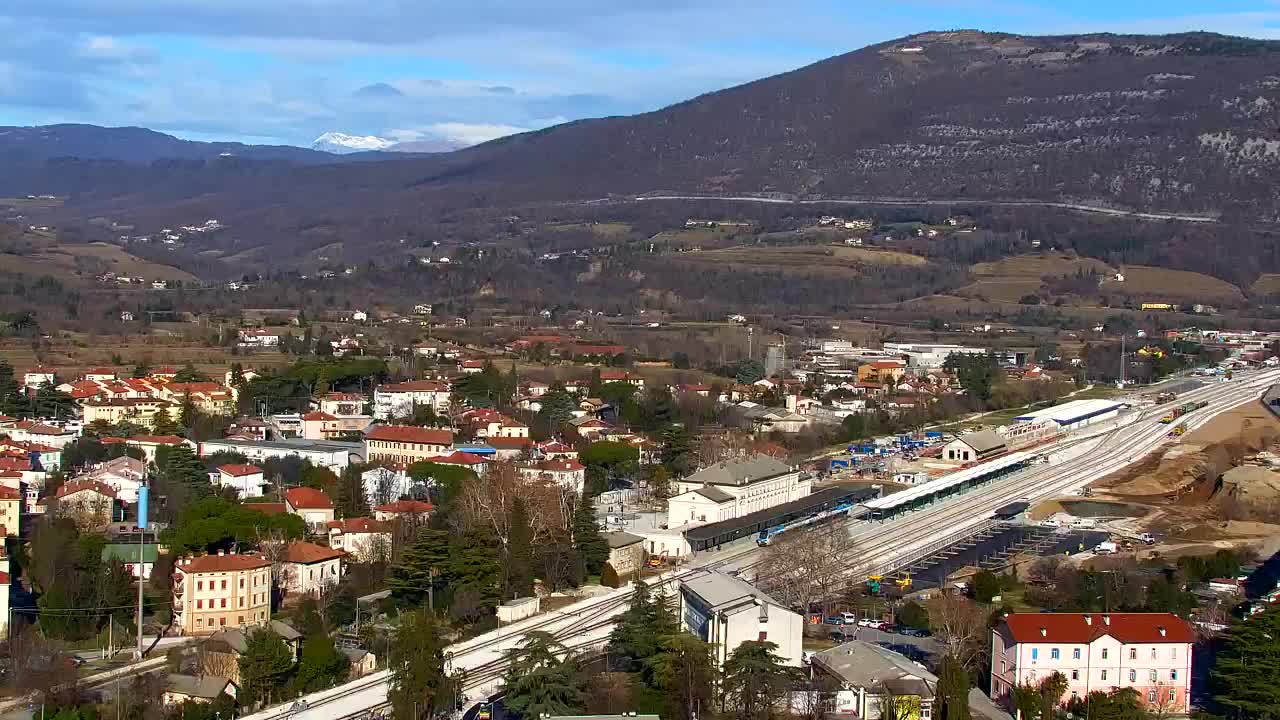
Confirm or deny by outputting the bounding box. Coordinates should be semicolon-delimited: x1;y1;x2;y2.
1013;399;1125;431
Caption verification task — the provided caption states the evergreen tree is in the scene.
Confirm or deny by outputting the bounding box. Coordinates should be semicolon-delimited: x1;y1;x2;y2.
535;384;576;436
449;529;501;610
608;579;671;668
388;528;450;605
149;405;179;435
155;443;213;504
502;632;587;719
33;381;75;420
1213;606;1280;717
661;424;694;476
229;362;246;389
389;610;458;720
238;628;294;706
332;464;371;518
507;498;535;600
572;496;609;580
178;389;197;428
131;363;150;379
295;632;349;692
937;655;972;720
0;360;22;416
647;633;718;720
721;641;796;720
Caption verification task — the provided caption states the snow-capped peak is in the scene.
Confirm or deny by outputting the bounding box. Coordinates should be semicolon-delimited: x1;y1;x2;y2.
312;131;396;154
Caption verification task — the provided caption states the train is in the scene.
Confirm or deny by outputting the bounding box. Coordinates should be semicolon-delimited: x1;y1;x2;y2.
1159;401;1208;424
756;500;859;545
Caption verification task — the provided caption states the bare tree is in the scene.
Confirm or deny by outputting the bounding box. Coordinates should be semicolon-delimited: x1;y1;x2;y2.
759;523;861;614
926;594;987;672
794;671;839;720
874;682;920;720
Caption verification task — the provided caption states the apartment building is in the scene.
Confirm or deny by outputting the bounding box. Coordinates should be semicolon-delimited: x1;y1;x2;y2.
372;380;451;420
363;425;454;465
172;551;272;635
990;613;1193;712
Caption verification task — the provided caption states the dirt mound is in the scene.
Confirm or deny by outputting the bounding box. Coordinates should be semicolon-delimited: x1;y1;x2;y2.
1098;415;1280;497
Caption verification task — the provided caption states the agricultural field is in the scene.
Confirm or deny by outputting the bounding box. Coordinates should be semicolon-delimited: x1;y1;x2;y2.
960;253;1116;303
647;225;753;249
0;196;63;210
1100;265;1245;303
547;222;633;239
1249;273;1280;296
0;335;298;379
0;242;199;283
672;244;929;276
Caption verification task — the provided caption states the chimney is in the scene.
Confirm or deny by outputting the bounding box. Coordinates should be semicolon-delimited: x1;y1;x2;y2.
217;549;225;556
1102;615;1111;626
1158;627;1167;637
1039;627;1047;637
1084;615;1092;626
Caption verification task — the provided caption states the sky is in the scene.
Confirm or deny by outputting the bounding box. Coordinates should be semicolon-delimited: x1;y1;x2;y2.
1;1;1277;148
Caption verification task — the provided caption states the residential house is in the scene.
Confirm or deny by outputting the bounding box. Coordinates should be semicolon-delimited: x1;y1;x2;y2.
430;450;489;474
172;551;272;635
857;360;907;384
373;500;433;523
280;542;344;596
284;487;336;530
327;517;393;562
569;416;611;439
364;425;454;465
990;612;1193;712
300;411;372;440
460;359;485;374
535;441;578;460
679;572;803;667
163;675;237;707
318;392;367;417
372;380;452;420
486;436;534;459
4;421;77;449
82;398;176;430
0;486;19;537
201;621;303;683
341;647;378;678
102;542;159;580
599;370;644;387
82;455;146;503
126;434;195;464
216;464;267;499
84;368;118;382
55;479;119;529
518;459;586;493
22;366;56;390
811;641;938;719
668;455;811;527
237;328;281;348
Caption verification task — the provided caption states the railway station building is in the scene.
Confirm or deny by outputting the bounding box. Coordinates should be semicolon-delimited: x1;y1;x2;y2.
668;455;811;527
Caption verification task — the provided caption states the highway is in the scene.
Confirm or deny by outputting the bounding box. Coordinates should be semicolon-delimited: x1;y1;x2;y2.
241;370;1280;720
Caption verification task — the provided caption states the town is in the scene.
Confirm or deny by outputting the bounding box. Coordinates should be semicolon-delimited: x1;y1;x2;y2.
0;310;1276;720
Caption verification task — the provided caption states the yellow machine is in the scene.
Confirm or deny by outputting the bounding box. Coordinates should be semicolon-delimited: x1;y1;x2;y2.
896;574;913;590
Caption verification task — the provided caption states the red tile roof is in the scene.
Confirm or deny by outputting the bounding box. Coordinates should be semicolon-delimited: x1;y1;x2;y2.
56;478;118;499
379;380;449;393
0;486;20;500
365;425;454;446
486;436;532;450
217;464;263;477
243;503;286;515
177;552;271;573
285;487;334;510
434;451;487;466
282;542;344;564
324;392;364;402
533;459;585;472
0;457;31;472
301;411;338;421
374;500;434;515
128;435;187;445
1003;613;1194;645
327;517;391;534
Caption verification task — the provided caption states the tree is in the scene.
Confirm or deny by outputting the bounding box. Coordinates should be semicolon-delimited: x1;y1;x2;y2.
662;423;694;476
1019;294;1041;305
579;441;639;496
448;529;501;621
971;569;1001;604
600;563;621;588
507;498;535;600
896;601;929;629
608;579;671;668
33;381;75;420
735;359;766;385
926;594;987;672
387;527;450;606
1011;672;1068;720
502;632;587;719
761;523;859;616
535;384;577;436
943;353;1001;408
936;655;971;720
333;464;372;518
1213;606;1280;718
154;443;213;508
388;610;458;720
0;359;23;415
647;633;718;720
238;627;294;707
721;640;795;720
178;390;197;429
295;632;349;692
149;405;180;435
572;496;609;580
1065;687;1146;720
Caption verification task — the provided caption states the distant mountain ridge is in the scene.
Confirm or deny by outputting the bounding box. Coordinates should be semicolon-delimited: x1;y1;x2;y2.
0;124;351;165
311;131;468;155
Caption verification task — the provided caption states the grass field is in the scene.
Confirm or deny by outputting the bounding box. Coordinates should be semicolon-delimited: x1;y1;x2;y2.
1250;273;1280;296
0;335;298;378
0;197;63;209
1100;265;1244;302
962;253;1116;303
672;244;930;275
548;222;633;238
0;242;199;283
648;226;752;249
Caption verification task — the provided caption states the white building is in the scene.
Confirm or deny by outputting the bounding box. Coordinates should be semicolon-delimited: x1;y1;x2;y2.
517;459;586;493
372;380;452;420
216;464;267;499
668;455;810;528
279;542;343;596
327;517;393;562
1013;399;1125;432
679;572;803;667
198;438;363;470
881;342;989;369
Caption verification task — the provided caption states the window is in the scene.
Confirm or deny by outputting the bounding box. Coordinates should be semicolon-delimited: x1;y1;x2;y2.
196;581;203;591
1051;648;1060;660
1170;670;1178;682
1149;670;1157;682
197;599;203;609
1171;646;1177;659
238;616;244;624
1032;648;1039;660
221;580;227;590
1169;689;1176;703
1071;670;1079;681
1150;648;1157;660
1147;690;1156;703
1129;648;1137;660
220;599;227;609
1101;670;1108;681
239;578;244;589
1102;648;1109;660
196;618;203;627
219;617;226;626
239;598;245;608
1073;648;1081;660
1070;692;1079;701
1129;670;1137;682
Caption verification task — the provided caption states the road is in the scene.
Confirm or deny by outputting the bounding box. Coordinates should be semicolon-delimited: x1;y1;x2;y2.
241;370;1280;720
630;195;1220;223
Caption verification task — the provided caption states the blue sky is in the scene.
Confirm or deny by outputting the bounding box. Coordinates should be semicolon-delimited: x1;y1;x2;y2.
1;0;1277;147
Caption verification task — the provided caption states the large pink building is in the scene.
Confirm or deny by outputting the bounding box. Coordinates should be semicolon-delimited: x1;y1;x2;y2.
990;612;1193;712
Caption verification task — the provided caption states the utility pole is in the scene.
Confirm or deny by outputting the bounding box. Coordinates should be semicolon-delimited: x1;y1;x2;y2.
1119;334;1126;388
136;482;149;660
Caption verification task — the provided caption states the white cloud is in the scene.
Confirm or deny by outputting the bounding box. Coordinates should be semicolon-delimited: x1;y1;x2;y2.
427;122;530;145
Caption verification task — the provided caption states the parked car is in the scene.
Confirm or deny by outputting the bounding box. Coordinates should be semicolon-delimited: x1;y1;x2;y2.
840;612;859;625
824;616;847;626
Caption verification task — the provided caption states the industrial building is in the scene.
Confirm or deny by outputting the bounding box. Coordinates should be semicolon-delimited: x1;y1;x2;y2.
881;342;989;369
679;572;803;667
1013;399;1126;431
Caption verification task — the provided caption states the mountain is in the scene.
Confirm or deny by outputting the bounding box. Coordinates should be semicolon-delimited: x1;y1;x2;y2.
0;123;349;165
5;30;1280;272
311;132;397;154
